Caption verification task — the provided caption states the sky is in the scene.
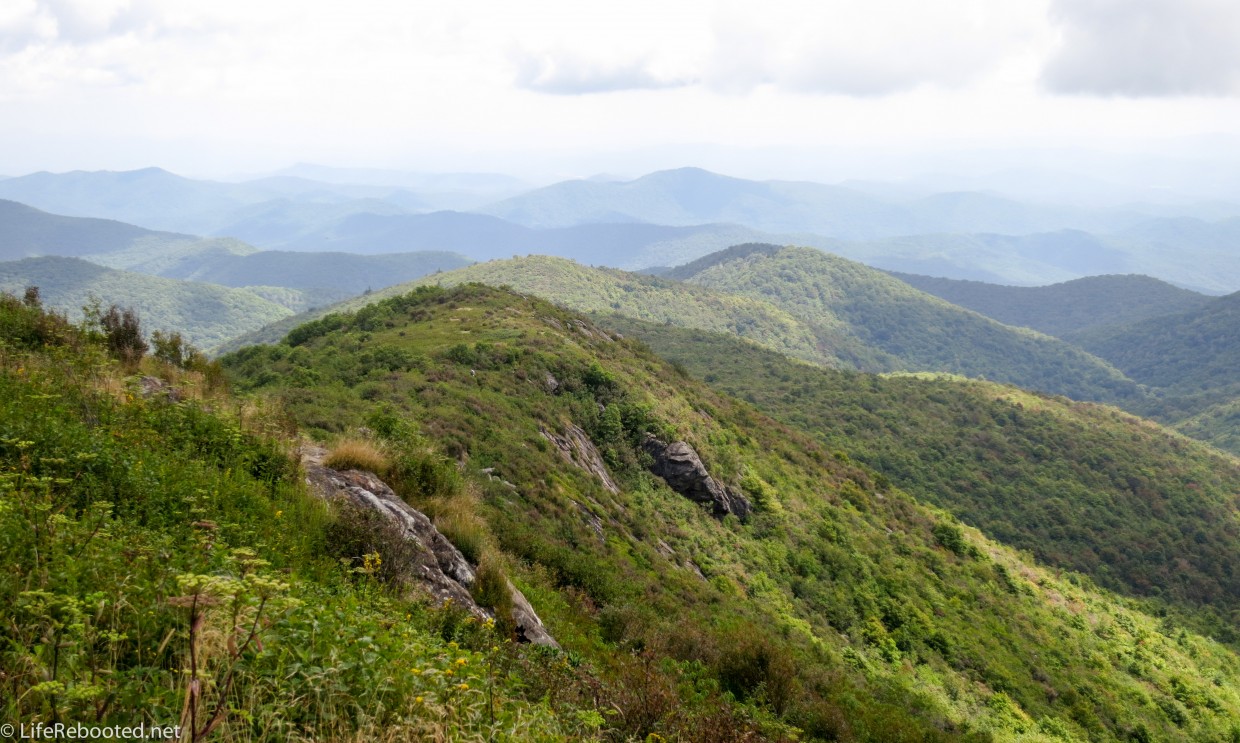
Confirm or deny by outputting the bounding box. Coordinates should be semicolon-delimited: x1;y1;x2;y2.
3;0;1240;184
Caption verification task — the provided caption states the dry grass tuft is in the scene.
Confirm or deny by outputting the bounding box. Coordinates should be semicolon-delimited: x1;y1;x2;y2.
427;483;488;564
324;439;390;474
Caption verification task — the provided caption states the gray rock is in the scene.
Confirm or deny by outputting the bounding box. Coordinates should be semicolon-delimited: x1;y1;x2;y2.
302;446;558;647
540;424;621;494
507;580;558;647
641;435;751;521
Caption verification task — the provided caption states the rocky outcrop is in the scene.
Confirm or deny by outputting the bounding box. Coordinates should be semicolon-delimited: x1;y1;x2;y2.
302;447;558;647
641;435;751;521
540;424;621;494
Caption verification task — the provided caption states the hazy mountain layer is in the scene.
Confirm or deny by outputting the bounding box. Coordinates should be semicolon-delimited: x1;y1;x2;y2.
477;167;1147;237
0;199;470;305
888;272;1213;337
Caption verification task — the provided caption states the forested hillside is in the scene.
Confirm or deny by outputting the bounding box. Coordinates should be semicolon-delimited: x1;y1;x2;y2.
889;273;1212;337
600;316;1240;639
221;284;1240;740
0;257;305;351
665;245;1141;401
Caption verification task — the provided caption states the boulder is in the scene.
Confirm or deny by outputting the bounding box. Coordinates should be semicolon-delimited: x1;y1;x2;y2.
302;446;559;647
540;424;621;494
641;435;751;520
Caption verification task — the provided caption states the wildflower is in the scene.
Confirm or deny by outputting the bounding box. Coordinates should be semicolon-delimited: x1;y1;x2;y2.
410;668;421;675
415;696;424;704
275;510;283;518
444;669;454;676
457;683;469;691
456;657;468;666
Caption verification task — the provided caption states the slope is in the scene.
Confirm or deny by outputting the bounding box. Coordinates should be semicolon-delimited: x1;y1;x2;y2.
0;291;599;740
226;254;889;366
0;198;250;263
0;256;303;352
1069;290;1240;394
669;244;1141;402
600;316;1240;636
220;283;1240;741
888;272;1212;337
231;249;1142;402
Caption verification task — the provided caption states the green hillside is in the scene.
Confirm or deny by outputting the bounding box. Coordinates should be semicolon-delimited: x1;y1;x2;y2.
600;317;1240;634
667;245;1141;402
216;283;1240;740
1063;292;1240;453
1069;291;1240;394
0;257;302;352
237;253;888;367
8;285;1240;739
889;273;1212;337
268;249;1141;402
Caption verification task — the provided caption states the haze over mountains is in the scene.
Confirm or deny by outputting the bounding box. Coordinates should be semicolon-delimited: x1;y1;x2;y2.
3;162;1240;450
4;165;1240;291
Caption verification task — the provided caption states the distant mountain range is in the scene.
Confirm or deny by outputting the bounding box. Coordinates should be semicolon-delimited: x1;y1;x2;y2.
479;167;1147;237
0;198;471;297
5;166;1240;291
0;167;524;240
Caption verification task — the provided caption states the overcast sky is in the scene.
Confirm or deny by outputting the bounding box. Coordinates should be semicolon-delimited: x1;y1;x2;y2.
3;0;1240;183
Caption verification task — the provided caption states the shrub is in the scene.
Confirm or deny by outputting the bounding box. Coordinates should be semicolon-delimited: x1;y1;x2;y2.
472;549;515;632
324;438;389;473
325;500;425;587
98;304;148;366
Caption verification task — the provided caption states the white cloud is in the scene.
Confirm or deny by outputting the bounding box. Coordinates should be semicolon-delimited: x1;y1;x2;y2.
702;0;1048;96
1042;0;1240;96
511;48;691;94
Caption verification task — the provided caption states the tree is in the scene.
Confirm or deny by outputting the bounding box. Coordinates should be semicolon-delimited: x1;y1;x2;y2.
100;305;148;366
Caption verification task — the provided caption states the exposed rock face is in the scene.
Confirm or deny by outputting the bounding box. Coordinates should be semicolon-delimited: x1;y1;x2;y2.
641;435;751;521
540;424;621;494
302;447;559;647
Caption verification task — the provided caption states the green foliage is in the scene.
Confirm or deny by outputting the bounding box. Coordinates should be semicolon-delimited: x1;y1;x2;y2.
675;245;1142;402
98;303;148;365
607;317;1240;641
219;283;1240;741
0;295;586;740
